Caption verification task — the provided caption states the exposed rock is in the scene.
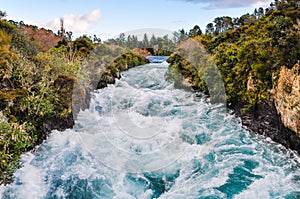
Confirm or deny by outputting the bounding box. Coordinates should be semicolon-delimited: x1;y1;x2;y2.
22;25;61;51
167;53;300;154
173;78;194;92
71;82;91;119
229;64;300;154
96;52;149;89
274;64;300;136
231;100;300;153
247;72;262;92
44;74;75;136
132;48;153;57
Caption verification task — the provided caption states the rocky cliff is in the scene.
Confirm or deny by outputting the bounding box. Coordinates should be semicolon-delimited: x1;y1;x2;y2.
166;53;300;153
275;63;300;136
165;0;300;153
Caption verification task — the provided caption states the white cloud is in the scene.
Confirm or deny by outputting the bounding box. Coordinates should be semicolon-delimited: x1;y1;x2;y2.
42;9;101;35
253;0;272;8
176;0;272;9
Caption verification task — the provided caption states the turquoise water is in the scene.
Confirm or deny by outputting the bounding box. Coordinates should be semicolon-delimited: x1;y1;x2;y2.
146;56;169;63
1;62;300;198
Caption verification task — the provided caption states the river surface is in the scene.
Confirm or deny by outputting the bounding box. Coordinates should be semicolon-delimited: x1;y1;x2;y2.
1;62;300;198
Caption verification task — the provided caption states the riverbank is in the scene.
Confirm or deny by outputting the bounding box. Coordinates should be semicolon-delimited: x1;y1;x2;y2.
2;62;300;198
0;19;149;184
167;55;300;154
165;0;300;153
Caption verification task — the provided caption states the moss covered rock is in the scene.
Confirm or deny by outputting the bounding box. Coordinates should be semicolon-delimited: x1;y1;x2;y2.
97;52;149;89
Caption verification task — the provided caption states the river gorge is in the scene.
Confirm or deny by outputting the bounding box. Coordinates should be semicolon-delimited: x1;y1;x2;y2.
1;61;300;198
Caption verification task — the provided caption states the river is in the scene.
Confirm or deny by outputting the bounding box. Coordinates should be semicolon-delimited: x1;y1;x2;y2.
1;61;300;198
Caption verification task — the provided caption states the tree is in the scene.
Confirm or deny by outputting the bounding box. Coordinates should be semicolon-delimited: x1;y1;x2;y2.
172;29;188;43
232;17;242;29
93;34;101;44
258;7;264;18
66;31;73;41
58;18;66;38
254;8;258;18
206;23;214;34
189;25;202;37
237;13;256;26
179;29;188;41
110;33;126;46
223;16;233;31
0;10;7;20
7;20;18;26
150;34;157;46
143;33;149;47
214;17;223;34
270;2;275;9
212;16;233;34
131;35;139;48
73;35;94;56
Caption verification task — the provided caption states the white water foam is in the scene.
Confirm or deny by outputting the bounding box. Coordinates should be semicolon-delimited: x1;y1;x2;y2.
1;63;300;198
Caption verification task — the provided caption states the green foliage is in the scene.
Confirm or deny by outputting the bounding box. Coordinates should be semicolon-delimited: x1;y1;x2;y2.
0;26;82;184
0;120;35;185
209;1;299;106
0;29;16;81
1;0;299;186
189;25;202;38
73;35;95;57
41;46;81;77
112;52;149;69
168;0;300;109
10;29;40;56
0;20;15;34
105;33;176;54
166;54;199;86
97;51;150;89
166;44;225;103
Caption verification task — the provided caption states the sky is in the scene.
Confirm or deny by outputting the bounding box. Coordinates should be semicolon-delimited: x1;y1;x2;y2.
0;0;272;40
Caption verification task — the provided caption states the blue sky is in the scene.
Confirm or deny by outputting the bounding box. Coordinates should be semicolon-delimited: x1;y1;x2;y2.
0;0;272;40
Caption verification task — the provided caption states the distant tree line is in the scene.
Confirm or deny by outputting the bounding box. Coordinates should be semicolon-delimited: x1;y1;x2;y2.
167;0;300;109
104;33;176;52
204;0;300;35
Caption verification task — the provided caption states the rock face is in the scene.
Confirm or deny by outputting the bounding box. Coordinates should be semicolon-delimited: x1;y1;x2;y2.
274;64;300;136
167;54;300;153
97;52;150;89
231;63;300;153
231;100;300;153
44;74;75;137
132;48;153;57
